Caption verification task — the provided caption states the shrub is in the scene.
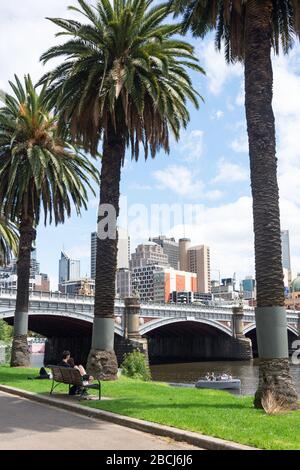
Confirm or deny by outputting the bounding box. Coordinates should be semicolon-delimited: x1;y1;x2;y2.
121;350;151;381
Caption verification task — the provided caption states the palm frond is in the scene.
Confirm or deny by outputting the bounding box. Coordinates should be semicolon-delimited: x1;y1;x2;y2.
40;0;204;159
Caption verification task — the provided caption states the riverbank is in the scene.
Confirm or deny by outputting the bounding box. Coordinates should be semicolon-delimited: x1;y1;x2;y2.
1;366;300;450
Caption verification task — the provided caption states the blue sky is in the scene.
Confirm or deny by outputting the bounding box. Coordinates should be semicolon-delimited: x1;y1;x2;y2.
1;1;300;289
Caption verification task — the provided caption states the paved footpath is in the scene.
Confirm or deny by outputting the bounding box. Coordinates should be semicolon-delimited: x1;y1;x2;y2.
0;391;200;450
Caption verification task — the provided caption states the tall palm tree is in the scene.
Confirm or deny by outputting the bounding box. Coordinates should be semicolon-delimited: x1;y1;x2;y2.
40;0;203;379
0;75;99;367
170;0;299;409
0;218;18;266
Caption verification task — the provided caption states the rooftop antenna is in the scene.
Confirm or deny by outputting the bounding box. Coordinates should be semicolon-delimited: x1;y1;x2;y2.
183;206;186;238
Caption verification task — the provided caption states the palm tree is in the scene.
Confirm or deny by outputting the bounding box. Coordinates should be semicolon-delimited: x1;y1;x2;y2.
40;0;203;379
0;75;99;367
0;218;18;266
170;0;299;409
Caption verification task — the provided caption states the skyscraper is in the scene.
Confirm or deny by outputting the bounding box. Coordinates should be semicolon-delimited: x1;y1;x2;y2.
150;236;179;270
58;251;80;290
91;232;97;279
179;238;191;271
188;245;211;293
91;228;130;279
130;242;169;269
281;230;292;285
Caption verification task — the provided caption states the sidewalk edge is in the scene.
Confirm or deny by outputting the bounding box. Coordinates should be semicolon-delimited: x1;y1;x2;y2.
0;384;258;451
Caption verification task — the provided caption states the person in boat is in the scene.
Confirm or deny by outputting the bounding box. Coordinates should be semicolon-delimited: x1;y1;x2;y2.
220;373;233;381
209;372;215;381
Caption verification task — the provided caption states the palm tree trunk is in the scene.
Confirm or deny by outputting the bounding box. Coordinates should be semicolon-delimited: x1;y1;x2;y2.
10;218;36;367
244;0;298;409
87;126;124;380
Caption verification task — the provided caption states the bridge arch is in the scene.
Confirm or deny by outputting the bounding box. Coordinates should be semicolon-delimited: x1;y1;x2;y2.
244;323;299;337
0;309;124;337
244;323;298;357
140;317;238;363
140;317;232;337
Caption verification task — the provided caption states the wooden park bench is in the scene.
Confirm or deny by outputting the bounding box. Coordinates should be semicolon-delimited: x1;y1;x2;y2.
49;365;101;400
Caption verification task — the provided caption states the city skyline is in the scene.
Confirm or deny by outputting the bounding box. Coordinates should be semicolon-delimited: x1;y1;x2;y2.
35;228;297;291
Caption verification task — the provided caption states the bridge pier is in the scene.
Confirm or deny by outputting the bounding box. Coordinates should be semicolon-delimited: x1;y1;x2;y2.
231;306;253;360
119;297;149;362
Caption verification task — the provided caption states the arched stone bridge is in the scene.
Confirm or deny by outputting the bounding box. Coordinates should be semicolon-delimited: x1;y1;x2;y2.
1;288;299;363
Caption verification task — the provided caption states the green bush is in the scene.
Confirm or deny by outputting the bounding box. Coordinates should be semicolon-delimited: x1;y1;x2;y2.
121;350;151;381
0;320;13;343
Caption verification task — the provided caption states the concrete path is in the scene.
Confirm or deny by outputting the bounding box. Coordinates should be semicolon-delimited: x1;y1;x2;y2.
0;391;200;450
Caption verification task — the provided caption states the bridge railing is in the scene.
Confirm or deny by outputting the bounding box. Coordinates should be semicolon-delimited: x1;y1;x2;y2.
0;288;298;323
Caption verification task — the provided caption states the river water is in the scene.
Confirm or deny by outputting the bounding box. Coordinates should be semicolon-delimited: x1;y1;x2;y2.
150;360;300;395
30;353;300;396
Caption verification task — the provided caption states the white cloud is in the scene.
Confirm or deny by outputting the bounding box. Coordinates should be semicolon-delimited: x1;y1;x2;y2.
205;190;224;201
212;158;248;184
153;165;204;199
0;1;81;91
177;129;204;161
228;120;248;154
211;110;224;120
197;41;242;95
235;81;244;106
230;135;248;153
167;196;255;280
129;183;152;191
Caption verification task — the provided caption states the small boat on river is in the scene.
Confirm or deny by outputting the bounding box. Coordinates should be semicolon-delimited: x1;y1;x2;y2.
195;373;241;390
168;373;241;391
195;378;241;390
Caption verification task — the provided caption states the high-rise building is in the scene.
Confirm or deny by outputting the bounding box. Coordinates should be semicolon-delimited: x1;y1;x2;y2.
131;264;165;302
34;273;50;292
179;238;191;271
91;228;130;279
211;277;239;301
58;251;80;291
187;245;211;293
281;230;292;284
30;249;40;277
91;232;97;279
169;291;212;304
150;236;179;270
241;276;256;300
116;268;132;299
130;242;169;269
0;272;50;292
118;227;130;270
0;249;50;292
153;268;197;303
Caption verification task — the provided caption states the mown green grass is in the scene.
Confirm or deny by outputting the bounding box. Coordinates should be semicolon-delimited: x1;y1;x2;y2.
1;365;300;450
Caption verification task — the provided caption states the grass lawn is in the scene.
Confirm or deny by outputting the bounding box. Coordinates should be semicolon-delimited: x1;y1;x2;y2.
1;365;300;450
